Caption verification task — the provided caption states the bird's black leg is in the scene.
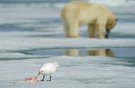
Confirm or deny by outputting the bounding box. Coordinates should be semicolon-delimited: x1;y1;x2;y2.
47;76;52;81
50;76;52;81
41;76;45;81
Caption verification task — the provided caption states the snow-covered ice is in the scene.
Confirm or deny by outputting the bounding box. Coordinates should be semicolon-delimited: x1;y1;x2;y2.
0;38;135;51
0;56;135;88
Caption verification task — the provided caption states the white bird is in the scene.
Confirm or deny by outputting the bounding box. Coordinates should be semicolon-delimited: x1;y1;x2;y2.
37;62;59;81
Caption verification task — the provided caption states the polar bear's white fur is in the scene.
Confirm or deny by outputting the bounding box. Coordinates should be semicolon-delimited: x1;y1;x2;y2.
61;2;117;39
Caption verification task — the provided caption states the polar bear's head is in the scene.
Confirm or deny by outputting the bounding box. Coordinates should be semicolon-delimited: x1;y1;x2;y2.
105;16;118;38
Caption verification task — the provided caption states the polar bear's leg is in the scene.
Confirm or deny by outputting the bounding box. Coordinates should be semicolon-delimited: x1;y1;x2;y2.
63;23;69;37
68;23;80;38
96;23;106;39
88;24;96;38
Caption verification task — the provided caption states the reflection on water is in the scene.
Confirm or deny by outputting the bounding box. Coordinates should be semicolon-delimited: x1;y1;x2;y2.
65;49;115;57
16;48;135;59
88;49;115;57
17;48;116;58
65;49;80;57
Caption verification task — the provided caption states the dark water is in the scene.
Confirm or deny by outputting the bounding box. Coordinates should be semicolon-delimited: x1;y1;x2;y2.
1;47;135;67
14;48;135;58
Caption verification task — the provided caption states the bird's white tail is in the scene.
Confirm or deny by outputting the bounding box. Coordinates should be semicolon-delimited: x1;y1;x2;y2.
54;61;59;68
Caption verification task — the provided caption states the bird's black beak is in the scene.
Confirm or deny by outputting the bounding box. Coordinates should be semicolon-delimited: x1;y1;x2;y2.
37;72;40;78
105;29;110;39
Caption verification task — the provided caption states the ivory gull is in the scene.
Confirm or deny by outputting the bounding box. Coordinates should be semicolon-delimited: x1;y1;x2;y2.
37;62;59;81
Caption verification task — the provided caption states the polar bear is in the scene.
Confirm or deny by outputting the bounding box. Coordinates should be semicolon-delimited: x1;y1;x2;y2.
61;2;117;39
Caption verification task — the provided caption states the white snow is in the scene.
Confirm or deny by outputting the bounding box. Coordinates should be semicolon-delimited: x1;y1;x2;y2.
0;56;135;88
90;0;135;6
0;5;60;24
112;22;135;36
0;38;135;51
